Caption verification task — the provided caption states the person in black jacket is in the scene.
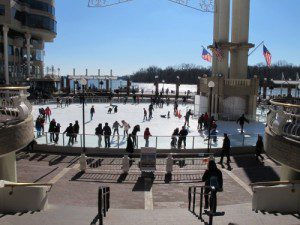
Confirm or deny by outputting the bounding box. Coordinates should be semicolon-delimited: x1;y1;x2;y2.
237;114;249;133
178;126;188;149
95;123;103;147
64;123;74;145
218;133;231;166
73;120;79;142
90;105;95;120
54;123;61;144
255;134;264;161
131;125;140;147
202;160;223;211
126;134;134;159
103;122;111;148
48;119;56;142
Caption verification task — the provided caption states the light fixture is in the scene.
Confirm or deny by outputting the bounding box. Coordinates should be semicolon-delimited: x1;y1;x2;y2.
208;81;215;88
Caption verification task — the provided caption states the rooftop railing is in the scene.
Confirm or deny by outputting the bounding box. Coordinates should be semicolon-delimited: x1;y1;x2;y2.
0;86;32;125
267;98;300;141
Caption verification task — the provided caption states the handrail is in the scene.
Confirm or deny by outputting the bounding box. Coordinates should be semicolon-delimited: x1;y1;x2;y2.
4;183;53;187
0;86;30;91
270;99;300;108
249;180;300;187
98;186;110;225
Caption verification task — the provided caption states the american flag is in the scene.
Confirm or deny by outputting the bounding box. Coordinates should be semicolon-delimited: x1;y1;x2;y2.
263;45;272;67
211;42;222;61
202;47;212;62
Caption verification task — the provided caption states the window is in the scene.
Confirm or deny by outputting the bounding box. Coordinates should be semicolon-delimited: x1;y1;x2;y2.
17;0;55;15
0;5;5;15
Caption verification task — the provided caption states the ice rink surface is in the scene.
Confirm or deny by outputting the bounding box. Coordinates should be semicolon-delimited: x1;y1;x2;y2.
32;102;266;149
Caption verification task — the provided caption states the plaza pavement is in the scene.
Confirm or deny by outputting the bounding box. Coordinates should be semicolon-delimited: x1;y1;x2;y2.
0;152;299;225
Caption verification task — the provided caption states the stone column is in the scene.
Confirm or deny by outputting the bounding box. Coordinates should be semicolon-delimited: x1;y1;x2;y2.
0;152;17;182
106;79;110;92
212;0;220;76
230;0;250;79
3;26;9;85
25;33;31;77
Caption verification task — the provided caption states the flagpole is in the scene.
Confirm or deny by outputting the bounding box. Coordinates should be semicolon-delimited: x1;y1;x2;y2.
248;40;264;57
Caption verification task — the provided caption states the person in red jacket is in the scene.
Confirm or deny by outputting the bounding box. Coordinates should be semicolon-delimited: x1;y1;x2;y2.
144;127;152;147
45;106;51;122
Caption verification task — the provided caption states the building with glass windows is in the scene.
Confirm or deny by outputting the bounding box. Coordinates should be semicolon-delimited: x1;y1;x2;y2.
0;0;56;85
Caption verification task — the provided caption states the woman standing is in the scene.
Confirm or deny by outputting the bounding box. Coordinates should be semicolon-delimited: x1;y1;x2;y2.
144;127;152;147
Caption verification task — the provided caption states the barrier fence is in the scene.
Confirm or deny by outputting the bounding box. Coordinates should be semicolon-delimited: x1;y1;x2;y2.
98;186;110;225
34;131;263;150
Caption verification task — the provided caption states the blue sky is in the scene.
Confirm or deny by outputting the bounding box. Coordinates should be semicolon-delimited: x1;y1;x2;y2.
45;0;300;76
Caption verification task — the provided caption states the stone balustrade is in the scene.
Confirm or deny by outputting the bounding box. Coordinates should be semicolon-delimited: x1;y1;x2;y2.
224;79;251;87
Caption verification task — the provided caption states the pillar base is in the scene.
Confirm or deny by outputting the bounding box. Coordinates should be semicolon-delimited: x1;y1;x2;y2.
280;165;300;181
0;152;17;182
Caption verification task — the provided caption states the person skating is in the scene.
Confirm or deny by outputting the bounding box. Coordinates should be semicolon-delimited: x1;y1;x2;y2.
54;123;61;144
202;160;223;211
103;122;111;148
198;114;204;131
218;133;231;167
174;101;178;114
203;112;209;130
255;135;264;161
48;119;56;142
237;114;249;133
167;111;170;119
90;105;95;120
95;123;103;147
121;120;131;138
45;106;51;122
73;120;79;142
171;128;179;148
131;125;140;147
184;109;193;127
143;108;147;121
144;127;152;147
40;115;45;135
112;121;122;138
178;126;188;149
64;123;74;145
148;103;154;120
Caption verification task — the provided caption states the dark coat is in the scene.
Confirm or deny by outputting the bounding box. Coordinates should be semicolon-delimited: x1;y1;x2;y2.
126;137;134;153
95;126;103;135
90;107;95;114
73;123;79;134
237;115;249;125
202;168;223;189
49;121;56;132
222;137;231;151
64;126;73;136
103;125;111;136
179;128;188;137
132;125;140;135
256;139;264;154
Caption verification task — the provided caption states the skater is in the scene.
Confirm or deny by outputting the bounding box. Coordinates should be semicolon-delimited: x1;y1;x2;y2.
121;120;131;138
167;111;170;119
174;101;178;114
64;123;74;145
131;125;140;147
103;122;111;148
237;114;249;133
148;103;154;120
95;123;103;147
114;105;118;113
171;128;179;148
144;127;152;147
202;160;223;211
178;126;188;149
198;114;204;131
54;123;60;144
48;119;56;142
255;135;264;161
184;109;193;127
112;121;122;138
56;97;60;108
73;120;79;142
45;106;51;122
40;115;45;135
218;133;231;167
35;117;42;137
203;112;209;130
143;108;147;121
90;105;95;120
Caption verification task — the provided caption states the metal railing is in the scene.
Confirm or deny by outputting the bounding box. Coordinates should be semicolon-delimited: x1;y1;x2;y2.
98;186;110;225
188;185;225;225
34;131;262;150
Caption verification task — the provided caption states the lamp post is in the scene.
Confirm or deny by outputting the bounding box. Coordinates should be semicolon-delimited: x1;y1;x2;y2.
79;77;87;172
207;81;215;153
176;76;180;99
154;75;159;97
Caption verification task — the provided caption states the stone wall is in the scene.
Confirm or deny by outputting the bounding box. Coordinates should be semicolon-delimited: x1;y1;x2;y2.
0;116;34;156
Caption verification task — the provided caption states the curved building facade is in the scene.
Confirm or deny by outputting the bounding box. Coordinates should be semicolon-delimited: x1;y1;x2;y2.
0;0;56;85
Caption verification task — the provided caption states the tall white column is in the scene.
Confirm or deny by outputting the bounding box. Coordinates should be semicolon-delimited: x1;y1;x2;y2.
212;0;219;76
25;33;31;77
3;26;9;85
230;0;250;79
0;152;17;182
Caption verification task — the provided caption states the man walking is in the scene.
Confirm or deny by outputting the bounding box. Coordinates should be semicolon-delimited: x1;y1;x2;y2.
90;105;95;120
218;133;231;167
237;114;249;133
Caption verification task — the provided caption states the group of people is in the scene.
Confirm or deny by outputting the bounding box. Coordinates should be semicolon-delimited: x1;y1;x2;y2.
56;97;72;108
35;106;52;137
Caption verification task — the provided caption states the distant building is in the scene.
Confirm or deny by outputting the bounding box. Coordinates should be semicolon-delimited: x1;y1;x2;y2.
0;0;56;85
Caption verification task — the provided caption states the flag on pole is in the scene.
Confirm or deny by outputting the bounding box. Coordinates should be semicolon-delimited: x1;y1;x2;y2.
211;42;222;61
263;45;272;67
202;47;212;62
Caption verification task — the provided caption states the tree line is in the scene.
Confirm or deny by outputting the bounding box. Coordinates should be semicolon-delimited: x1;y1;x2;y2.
125;61;300;85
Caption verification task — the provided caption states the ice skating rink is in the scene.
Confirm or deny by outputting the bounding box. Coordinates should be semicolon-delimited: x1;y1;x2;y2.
33;102;266;149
